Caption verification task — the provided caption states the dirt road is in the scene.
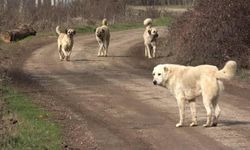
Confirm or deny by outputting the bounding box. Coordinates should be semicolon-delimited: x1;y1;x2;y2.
23;29;250;150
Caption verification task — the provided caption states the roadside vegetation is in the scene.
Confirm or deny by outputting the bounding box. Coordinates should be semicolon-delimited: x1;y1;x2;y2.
76;16;173;33
0;87;62;149
158;0;250;69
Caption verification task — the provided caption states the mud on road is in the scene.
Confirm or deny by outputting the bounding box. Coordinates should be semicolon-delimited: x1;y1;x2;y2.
20;28;250;149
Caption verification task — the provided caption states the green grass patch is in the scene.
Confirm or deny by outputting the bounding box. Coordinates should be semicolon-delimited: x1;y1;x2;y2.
75;16;173;34
0;87;62;150
154;16;173;26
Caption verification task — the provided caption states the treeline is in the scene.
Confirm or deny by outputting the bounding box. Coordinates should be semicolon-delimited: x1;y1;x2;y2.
0;0;173;31
127;0;195;5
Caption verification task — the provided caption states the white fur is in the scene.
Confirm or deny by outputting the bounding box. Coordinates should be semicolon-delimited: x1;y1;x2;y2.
152;61;237;127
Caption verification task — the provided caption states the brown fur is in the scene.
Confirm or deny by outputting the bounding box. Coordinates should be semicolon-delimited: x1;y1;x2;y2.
56;26;76;61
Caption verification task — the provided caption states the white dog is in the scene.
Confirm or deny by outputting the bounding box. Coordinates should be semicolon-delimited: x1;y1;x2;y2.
56;26;76;61
152;61;237;127
143;18;159;59
95;19;110;57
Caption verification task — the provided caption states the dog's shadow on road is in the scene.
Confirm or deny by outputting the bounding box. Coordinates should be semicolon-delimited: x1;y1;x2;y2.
73;59;103;62
108;55;131;58
220;120;250;126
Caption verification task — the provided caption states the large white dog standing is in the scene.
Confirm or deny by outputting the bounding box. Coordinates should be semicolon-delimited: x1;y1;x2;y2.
152;61;237;127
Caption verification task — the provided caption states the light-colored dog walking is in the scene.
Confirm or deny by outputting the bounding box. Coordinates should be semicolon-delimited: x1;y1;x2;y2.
152;61;237;127
143;18;159;59
95;19;110;57
56;26;76;61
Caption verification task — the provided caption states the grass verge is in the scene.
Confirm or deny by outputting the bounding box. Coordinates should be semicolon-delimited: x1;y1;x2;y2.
75;16;173;34
0;87;62;150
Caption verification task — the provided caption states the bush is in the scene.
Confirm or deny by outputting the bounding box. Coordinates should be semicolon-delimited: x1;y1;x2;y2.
162;0;250;68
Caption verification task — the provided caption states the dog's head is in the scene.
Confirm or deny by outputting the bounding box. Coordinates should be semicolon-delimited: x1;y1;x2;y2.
95;27;105;38
152;64;170;86
148;28;158;38
65;28;76;37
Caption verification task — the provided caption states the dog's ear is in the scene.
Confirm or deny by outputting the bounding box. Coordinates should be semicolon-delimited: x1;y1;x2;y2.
148;29;151;35
73;30;76;35
65;29;68;34
155;32;159;38
164;66;168;73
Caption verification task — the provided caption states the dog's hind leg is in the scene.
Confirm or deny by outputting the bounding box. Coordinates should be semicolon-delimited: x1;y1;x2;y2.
176;96;185;127
202;97;213;127
189;99;198;127
212;97;221;126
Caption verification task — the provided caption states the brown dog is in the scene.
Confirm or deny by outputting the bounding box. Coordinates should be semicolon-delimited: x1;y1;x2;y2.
95;19;110;57
56;26;76;61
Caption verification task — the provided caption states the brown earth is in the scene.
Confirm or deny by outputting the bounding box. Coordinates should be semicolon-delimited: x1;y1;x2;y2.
2;28;250;149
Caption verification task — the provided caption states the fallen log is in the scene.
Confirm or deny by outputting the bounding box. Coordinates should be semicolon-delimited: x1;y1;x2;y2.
1;25;36;43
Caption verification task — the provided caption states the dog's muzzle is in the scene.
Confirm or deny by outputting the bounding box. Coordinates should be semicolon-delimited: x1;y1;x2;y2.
153;80;157;85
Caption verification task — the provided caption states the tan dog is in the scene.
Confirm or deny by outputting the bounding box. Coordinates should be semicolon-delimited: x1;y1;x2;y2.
152;61;237;127
143;18;159;59
56;26;76;61
95;19;110;57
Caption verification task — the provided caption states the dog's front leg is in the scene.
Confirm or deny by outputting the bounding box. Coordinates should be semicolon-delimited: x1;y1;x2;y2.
66;50;71;61
152;42;156;58
176;97;185;127
144;45;148;57
189;100;198;127
146;44;152;59
98;42;103;57
103;40;108;57
62;48;67;60
58;46;64;61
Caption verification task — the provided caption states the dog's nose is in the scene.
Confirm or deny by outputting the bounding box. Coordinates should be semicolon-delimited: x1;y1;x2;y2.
153;80;157;85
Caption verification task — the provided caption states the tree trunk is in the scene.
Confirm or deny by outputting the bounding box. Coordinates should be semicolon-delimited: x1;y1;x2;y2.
1;25;36;43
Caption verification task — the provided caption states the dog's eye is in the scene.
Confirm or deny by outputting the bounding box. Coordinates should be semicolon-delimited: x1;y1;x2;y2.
152;73;155;76
158;73;161;76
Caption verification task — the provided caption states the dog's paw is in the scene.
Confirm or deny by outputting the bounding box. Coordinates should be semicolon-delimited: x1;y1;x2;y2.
190;122;198;127
203;123;211;127
176;123;183;128
211;122;217;127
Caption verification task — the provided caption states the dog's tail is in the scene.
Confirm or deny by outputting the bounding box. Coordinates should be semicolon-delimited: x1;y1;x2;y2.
144;18;153;26
216;61;237;80
56;26;61;35
102;18;108;26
